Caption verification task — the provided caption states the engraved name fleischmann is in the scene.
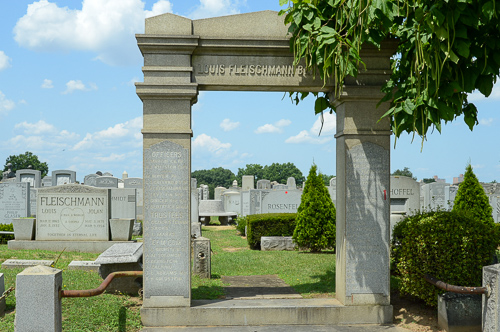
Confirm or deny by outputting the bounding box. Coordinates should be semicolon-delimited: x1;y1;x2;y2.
196;64;308;77
40;196;105;207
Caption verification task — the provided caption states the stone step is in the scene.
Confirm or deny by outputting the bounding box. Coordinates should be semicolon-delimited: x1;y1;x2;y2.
141;298;393;327
142;325;409;332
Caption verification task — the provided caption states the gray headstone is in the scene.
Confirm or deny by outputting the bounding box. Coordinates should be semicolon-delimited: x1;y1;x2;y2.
110;188;136;219
223;190;241;215
241;191;250;216
51;170;76;186
256;179;271;190
84;173;99;186
96;243;143;295
191;178;199;224
242;175;254;191
102;172;113;177
95;176;119;188
124;178;144;220
390;176;420;214
286;177;296;190
214;186;226;200
41;176;52;187
0;182;30;224
29;188;37;217
249;189;302;215
201;184;209;200
16;169;42;188
36;184;110;240
261;236;296;251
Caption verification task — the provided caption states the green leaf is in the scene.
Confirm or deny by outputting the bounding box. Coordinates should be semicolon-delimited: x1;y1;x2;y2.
482;1;495;21
463;103;478;130
314;97;330;114
476;75;494;96
279;0;289;6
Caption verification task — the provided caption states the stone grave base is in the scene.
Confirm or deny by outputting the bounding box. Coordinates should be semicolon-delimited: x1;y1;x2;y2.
8;240;136;253
141;299;393;327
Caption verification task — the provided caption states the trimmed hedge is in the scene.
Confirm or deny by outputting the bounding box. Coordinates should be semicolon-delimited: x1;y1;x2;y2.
235;215;247;235
0;223;14;244
247;213;297;250
391;210;499;306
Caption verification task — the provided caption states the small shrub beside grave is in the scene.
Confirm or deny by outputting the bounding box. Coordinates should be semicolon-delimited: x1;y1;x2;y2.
0;224;14;244
246;213;297;250
391;210;500;306
235;215;247;235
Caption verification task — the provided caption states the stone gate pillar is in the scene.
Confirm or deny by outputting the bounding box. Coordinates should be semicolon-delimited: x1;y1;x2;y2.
136;14;198;308
333;42;396;307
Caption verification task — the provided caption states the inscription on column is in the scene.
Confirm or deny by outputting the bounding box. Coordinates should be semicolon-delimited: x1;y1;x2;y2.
144;140;190;299
345;142;389;296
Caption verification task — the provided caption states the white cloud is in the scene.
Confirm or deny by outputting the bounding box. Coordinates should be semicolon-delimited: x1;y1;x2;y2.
145;0;173;18
15;120;57;135
62;80;97;94
220;118;240;131
41;79;54;89
0;91;15;115
472;164;484;169
189;0;240;19
479;118;494;126
0;51;12;71
468;84;500;102
192;133;231;155
255;118;291;134
286;112;336;144
73;116;142;150
95;153;127;162
13;0;173;66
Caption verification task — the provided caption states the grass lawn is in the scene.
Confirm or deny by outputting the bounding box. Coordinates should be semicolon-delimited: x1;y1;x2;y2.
0;225;336;331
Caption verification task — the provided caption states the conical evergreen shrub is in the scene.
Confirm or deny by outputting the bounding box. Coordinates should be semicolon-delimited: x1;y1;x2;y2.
293;164;336;252
452;163;494;224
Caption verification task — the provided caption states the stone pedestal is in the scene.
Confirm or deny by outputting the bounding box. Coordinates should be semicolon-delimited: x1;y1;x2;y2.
192;237;211;279
334;84;392;308
109;218;134;241
15;265;62;332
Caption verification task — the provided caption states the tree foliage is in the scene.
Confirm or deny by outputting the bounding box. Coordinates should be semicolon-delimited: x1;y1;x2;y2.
293;164;336;252
191;167;236;199
280;0;500;142
321;173;335;186
452;163;494;224
237;162;305;187
422;178;436;184
4;151;49;178
392;167;416;180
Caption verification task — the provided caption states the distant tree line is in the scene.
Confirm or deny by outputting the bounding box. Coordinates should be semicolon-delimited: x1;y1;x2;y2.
191;162;334;199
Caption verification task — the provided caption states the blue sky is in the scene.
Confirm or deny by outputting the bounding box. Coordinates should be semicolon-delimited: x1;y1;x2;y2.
0;0;498;184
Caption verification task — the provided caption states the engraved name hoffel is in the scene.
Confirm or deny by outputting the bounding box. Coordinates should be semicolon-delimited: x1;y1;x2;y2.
144;141;190;297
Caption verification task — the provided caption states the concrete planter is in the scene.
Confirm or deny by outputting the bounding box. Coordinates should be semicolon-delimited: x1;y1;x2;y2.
438;292;481;332
109;219;134;241
12;218;36;240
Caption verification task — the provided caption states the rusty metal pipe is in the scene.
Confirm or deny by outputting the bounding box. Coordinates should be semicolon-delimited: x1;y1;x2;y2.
424;274;488;295
61;271;143;298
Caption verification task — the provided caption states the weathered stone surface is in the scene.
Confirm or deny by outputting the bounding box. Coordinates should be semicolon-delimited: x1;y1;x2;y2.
15;265;62;332
109;218;134;241
483;264;500;331
36;184;109;241
96;243;143;295
0;182;30;224
68;260;100;272
16;169;41;188
261;236;296;251
192;237;211;279
438;292;481;332
12;218;36;240
1;259;54;269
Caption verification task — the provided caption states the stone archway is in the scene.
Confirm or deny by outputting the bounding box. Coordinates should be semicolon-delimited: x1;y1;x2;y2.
136;10;396;327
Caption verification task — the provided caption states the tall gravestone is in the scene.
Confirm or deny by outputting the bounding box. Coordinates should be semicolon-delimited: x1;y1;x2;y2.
16;169;41;188
51;170;76;186
124;177;144;220
0;183;30;224
84;173;99;186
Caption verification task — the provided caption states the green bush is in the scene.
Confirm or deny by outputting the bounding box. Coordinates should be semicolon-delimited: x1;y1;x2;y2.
0;223;14;244
293;164;336;252
235;215;247;235
247;213;297;250
452;163;494;224
392;210;499;306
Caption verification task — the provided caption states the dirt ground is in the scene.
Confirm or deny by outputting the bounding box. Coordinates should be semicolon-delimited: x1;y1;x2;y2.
392;291;444;332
